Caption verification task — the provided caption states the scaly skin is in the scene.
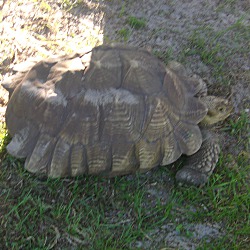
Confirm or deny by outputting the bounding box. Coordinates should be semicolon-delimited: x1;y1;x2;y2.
199;96;232;126
176;96;232;186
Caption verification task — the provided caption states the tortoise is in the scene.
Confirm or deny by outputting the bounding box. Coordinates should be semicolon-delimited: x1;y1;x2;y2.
2;45;232;186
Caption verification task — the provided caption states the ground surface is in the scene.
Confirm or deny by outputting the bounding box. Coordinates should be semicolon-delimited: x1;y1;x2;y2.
0;0;249;249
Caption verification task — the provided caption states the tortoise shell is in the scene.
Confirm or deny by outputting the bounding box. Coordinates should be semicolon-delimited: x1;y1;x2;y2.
4;45;207;177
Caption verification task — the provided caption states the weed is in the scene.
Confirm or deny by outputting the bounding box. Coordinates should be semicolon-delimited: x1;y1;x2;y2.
185;30;225;77
127;16;146;29
184;18;250;81
119;3;126;17
61;0;82;11
39;1;52;12
118;28;130;41
154;47;174;64
175;224;193;238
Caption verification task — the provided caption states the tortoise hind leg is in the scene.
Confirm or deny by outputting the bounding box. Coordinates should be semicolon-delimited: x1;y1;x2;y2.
175;130;220;186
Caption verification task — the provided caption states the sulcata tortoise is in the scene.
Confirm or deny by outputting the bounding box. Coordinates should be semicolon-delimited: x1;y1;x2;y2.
2;45;232;186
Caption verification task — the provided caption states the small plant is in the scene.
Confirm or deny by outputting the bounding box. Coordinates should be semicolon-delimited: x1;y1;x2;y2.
154;47;174;64
186;31;225;74
39;1;52;12
175;224;193;238
0;123;9;156
118;28;130;41
184;18;249;82
118;3;126;17
127;16;146;29
61;0;82;11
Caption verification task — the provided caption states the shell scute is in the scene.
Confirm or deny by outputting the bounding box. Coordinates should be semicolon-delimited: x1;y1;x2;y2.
4;45;208;177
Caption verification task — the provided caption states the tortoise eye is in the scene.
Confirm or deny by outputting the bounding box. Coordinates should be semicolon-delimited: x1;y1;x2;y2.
218;106;225;112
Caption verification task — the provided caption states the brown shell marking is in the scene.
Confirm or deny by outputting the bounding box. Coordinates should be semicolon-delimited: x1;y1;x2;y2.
4;45;208;177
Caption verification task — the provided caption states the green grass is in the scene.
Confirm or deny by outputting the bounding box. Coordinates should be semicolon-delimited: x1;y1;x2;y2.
118;15;146;41
154;47;174;64
223;111;250;151
0;159;171;248
216;0;242;13
60;0;82;11
0;122;249;249
118;28;130;42
39;1;52;12
127;16;146;29
228;111;250;138
182;152;249;249
182;17;250;82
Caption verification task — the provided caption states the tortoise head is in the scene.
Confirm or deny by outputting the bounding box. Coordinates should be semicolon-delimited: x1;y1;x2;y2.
200;96;233;126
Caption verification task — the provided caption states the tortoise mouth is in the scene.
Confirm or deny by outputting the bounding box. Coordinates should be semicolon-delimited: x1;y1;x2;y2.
200;106;233;126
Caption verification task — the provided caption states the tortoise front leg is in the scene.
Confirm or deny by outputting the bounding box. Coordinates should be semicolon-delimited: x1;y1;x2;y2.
175;130;220;186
